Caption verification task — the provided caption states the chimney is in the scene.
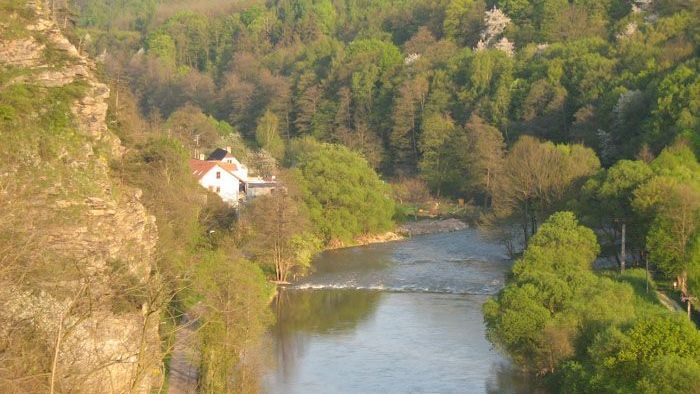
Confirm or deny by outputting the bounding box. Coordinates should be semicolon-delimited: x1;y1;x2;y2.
226;146;232;153
199;153;205;161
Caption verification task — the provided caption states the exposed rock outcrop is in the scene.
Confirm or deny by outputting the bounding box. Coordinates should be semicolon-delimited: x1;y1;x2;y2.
0;36;44;66
0;1;161;392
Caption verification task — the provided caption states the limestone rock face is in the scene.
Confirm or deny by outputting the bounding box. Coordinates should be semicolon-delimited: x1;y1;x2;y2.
0;1;161;392
0;36;45;67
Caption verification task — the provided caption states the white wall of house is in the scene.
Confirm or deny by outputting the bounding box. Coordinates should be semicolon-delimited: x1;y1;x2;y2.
233;166;248;181
222;157;249;181
198;166;241;206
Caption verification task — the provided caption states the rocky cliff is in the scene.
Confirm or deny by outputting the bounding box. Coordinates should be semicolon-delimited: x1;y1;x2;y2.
0;1;161;392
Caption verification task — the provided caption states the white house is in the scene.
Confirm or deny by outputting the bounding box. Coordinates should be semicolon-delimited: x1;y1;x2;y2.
189;159;245;206
190;147;281;206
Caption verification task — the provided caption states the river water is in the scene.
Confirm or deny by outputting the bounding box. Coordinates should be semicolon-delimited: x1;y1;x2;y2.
263;229;535;394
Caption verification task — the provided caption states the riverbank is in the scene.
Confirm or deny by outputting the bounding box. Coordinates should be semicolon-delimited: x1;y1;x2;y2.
325;218;469;250
326;231;405;250
398;218;469;236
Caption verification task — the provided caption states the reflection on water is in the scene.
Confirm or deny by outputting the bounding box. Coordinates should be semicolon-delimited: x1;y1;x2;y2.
273;289;382;335
263;230;540;394
269;290;382;384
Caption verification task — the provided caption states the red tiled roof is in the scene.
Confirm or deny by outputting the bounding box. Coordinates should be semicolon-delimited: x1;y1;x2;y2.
188;159;240;180
189;159;215;180
218;162;238;172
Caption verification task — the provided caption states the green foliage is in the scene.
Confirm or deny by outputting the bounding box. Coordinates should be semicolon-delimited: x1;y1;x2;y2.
290;139;395;243
0;79;98;199
118;137;205;278
510;212;600;311
491;136;600;243
418;112;458;195
255;110;285;160
577;160;653;260
457;115;506;201
346;38;403;74
486;213;599;371
485;209;700;392
4;0;699;389
79;0;699;187
74;0;157;30
166;104;229;152
484;212;669;380
444;0;484;46
637;355;700;394
0;0;34;39
648;60;700;155
458;49;514;128
111;94;276;392
609;268;659;306
146;31;176;67
583;314;700;392
194;251;274;393
241;177;321;282
633;145;700;279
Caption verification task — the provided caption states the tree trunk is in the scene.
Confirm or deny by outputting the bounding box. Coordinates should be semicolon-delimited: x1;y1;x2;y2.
620;222;626;272
679;270;692;319
523;200;530;245
679;271;688;295
645;254;649;293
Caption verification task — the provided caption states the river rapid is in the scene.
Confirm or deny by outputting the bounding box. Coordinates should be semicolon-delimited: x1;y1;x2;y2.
263;229;536;394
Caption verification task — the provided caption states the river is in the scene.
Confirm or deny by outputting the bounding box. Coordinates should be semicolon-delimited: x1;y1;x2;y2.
262;229;536;394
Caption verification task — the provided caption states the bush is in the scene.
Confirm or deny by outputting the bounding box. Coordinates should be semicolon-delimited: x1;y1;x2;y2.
290;138;395;243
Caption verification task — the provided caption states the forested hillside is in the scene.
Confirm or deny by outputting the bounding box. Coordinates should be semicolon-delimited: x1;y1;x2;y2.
71;0;698;174
68;0;698;251
69;0;699;277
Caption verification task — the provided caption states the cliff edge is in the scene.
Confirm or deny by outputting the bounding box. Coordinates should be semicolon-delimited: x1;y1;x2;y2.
0;1;161;392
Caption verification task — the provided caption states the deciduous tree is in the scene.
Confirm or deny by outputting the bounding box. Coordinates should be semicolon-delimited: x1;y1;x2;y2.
255;110;286;160
242;174;319;282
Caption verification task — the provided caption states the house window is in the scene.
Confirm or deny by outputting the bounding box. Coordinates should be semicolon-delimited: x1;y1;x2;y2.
216;187;221;193
216;171;221;179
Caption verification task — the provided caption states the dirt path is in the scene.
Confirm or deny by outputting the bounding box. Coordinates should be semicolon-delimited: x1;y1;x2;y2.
657;290;683;312
167;313;200;394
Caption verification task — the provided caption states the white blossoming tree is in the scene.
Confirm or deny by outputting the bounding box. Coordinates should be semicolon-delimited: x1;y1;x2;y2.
475;7;514;57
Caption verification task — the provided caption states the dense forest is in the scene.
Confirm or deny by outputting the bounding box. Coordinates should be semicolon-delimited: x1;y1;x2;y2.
72;0;699;169
68;0;698;228
1;0;698;392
